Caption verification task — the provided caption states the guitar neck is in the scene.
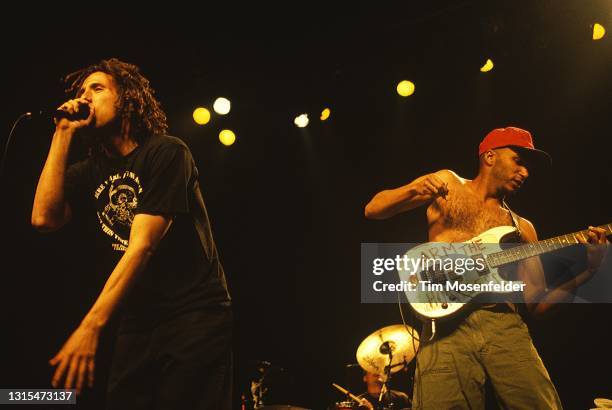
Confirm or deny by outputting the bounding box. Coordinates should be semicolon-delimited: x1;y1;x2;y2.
488;223;612;268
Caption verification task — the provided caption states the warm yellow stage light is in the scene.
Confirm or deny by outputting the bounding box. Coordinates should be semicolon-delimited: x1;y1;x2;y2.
294;114;309;128
213;97;231;115
320;108;331;121
593;23;605;40
480;58;494;72
193;107;211;125
396;80;415;97
219;129;236;146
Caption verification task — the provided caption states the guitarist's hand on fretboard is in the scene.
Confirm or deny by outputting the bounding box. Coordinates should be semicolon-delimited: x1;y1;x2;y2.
578;226;610;275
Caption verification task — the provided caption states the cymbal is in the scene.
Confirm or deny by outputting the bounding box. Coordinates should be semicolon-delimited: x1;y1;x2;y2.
356;324;420;377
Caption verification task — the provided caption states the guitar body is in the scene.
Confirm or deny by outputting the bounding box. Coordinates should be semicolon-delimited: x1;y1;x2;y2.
398;225;521;320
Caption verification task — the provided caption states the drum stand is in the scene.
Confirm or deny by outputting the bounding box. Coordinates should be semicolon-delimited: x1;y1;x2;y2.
379;341;410;406
252;362;271;409
378;341;393;404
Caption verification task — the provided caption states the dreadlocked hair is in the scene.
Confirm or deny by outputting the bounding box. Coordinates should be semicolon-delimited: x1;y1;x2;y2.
64;58;168;143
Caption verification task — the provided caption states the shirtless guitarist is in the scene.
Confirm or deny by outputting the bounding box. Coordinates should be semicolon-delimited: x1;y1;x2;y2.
364;126;609;409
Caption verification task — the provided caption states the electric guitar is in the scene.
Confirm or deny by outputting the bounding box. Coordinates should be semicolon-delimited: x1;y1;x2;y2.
397;223;611;320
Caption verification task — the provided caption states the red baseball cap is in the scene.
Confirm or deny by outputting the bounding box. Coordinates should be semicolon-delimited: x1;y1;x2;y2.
478;126;551;163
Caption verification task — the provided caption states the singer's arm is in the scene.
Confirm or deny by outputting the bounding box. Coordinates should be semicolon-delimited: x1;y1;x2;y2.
50;213;172;392
31;128;75;231
32;98;93;231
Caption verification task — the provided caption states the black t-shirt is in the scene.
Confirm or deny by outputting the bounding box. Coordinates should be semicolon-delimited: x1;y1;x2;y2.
65;134;231;332
357;389;411;410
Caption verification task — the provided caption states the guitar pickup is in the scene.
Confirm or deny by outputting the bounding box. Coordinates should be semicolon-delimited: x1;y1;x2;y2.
473;254;490;277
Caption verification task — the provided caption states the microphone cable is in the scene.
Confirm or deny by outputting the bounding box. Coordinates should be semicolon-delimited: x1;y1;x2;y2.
1;112;32;179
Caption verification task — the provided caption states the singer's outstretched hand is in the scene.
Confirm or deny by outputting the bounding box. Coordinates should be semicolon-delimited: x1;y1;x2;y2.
49;321;100;394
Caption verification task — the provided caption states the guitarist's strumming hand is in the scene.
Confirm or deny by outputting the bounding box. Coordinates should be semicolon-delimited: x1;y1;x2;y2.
364;169;454;219
411;173;449;201
577;226;609;277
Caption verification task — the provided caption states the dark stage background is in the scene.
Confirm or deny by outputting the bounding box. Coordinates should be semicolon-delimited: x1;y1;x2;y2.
2;1;611;409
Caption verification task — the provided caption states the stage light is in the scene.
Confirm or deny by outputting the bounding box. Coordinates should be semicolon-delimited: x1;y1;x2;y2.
320;108;331;121
192;107;211;125
396;80;415;97
294;114;309;128
480;59;494;72
592;23;605;40
219;129;236;146
213;97;231;115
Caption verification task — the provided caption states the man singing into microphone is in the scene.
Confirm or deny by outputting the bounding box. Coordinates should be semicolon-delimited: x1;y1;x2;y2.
31;58;232;409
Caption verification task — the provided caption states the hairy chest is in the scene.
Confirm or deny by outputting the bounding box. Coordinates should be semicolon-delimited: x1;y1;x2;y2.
434;186;514;238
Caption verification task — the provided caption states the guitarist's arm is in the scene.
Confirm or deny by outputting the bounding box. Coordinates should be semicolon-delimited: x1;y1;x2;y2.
518;219;609;317
364;169;454;220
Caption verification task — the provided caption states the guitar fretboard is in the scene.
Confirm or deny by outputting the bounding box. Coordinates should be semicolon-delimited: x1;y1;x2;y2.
487;223;612;268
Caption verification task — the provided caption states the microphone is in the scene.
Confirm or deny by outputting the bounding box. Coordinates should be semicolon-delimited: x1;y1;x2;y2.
55;105;91;120
26;105;91;121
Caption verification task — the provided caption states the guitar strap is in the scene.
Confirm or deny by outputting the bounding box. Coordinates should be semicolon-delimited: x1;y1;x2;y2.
502;200;522;240
501;200;523;313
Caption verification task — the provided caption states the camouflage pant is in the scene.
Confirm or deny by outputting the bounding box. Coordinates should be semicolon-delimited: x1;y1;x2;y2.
412;306;562;410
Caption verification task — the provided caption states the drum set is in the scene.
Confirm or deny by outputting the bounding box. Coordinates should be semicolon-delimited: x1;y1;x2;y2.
330;324;419;410
245;324;419;410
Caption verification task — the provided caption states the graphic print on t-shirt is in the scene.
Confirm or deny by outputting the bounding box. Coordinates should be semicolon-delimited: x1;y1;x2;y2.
94;170;143;252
